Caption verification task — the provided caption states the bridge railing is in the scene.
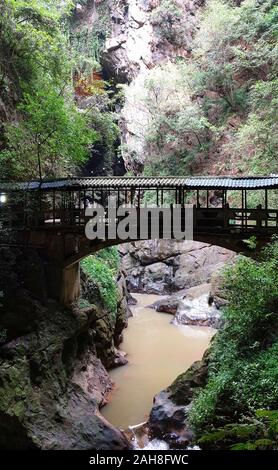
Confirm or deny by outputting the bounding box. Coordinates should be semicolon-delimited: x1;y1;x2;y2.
194;207;278;232
1;191;278;238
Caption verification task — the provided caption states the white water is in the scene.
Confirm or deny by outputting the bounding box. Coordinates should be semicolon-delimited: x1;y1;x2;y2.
101;294;215;432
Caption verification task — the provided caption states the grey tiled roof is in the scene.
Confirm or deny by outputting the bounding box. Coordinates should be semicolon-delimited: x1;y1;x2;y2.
1;176;278;191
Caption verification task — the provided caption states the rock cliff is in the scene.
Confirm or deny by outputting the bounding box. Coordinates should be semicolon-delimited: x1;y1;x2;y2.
0;247;130;450
120;240;235;294
101;0;205;171
148;349;210;448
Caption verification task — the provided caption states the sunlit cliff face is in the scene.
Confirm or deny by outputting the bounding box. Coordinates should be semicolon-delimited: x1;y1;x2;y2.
101;0;204;173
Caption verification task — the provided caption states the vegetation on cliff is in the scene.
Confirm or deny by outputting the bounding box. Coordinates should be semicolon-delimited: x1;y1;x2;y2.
124;0;277;178
189;238;278;449
81;247;120;317
0;0;120;180
0;246;130;449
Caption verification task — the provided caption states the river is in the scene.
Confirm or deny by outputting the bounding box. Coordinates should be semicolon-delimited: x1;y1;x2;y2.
101;293;215;431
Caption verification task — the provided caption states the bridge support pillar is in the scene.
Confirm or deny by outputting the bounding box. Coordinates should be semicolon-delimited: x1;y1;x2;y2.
47;262;80;306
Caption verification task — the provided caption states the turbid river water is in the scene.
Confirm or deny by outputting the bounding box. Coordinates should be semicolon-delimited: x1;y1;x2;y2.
102;293;215;431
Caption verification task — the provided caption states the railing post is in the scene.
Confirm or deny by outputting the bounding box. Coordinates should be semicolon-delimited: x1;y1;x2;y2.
241;190;244;230
53;190;56;226
265;189;268;229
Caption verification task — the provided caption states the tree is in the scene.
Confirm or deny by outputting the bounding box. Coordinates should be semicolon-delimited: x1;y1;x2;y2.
194;0;277;109
150;0;188;47
0;0;72;99
0;81;97;179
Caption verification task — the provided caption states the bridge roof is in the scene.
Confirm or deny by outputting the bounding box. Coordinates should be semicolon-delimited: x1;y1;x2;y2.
1;176;278;191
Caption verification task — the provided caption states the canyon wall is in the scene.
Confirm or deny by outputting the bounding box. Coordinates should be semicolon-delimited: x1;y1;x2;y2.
0;247;130;449
120;240;235;294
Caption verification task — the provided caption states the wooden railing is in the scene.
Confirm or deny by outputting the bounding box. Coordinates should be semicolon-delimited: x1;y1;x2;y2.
1;204;277;237
194;208;278;232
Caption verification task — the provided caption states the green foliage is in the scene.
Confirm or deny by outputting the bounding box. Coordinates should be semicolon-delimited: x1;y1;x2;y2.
135;0;278;178
0;80;96;179
230;79;278;173
0;0;100;180
189;239;278;434
124;62;212;180
195;0;277;106
145;62;210;151
90;109;120;175
81;248;120;316
243;235;257;250
68;2;121;177
0;0;71;95
124;0;278;178
92;246;120;273
150;0;188;47
198;412;278;450
192;0;278;173
70;1;110;73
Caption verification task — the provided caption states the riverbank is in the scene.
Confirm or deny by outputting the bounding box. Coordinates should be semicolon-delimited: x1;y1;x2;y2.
101;294;215;441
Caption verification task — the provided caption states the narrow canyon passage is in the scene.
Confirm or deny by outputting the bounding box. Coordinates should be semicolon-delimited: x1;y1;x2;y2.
102;293;215;430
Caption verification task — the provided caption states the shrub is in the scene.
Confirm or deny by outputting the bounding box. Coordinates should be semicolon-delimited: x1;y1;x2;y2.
150;0;188;47
189;238;278;433
81;248;120;316
197;410;278;450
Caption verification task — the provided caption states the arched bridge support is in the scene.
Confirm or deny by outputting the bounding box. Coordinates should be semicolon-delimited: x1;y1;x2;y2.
46;262;80;306
20;227;274;307
25;229;82;305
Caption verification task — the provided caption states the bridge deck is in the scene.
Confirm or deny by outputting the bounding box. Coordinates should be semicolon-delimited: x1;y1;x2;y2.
1;176;277;241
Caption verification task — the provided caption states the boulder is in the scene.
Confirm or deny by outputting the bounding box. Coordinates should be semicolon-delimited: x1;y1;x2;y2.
120;240;235;295
173;283;222;328
149;296;180;315
148;350;210;447
210;268;230;309
149;283;222;328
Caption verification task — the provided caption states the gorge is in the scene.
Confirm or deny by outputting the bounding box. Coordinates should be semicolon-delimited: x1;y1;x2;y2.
0;0;277;453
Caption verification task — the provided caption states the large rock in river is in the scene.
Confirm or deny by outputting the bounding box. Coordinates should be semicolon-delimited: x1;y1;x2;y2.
120;240;235;294
148;350;210;448
150;283;222;328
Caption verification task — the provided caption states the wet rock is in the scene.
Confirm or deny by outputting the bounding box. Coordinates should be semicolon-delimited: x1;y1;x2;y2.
120;240;235;295
112;350;128;367
80;269;130;369
210;268;230;309
128;293;137;306
173;283;222;329
168;351;210;406
148;350;210;447
172;245;235;290
0;247;131;450
24;384;130;450
148;283;223;328
149;296;180;315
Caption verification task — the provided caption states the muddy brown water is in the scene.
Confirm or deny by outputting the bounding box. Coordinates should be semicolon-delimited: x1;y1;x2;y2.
102;293;215;430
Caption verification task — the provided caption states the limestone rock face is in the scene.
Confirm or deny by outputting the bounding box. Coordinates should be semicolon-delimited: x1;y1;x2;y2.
102;0;154;83
120;240;235;294
0;247;130;450
100;0;205;171
81;268;129;368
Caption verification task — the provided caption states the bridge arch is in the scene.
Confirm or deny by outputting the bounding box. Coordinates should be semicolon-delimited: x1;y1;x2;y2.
1;175;277;304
